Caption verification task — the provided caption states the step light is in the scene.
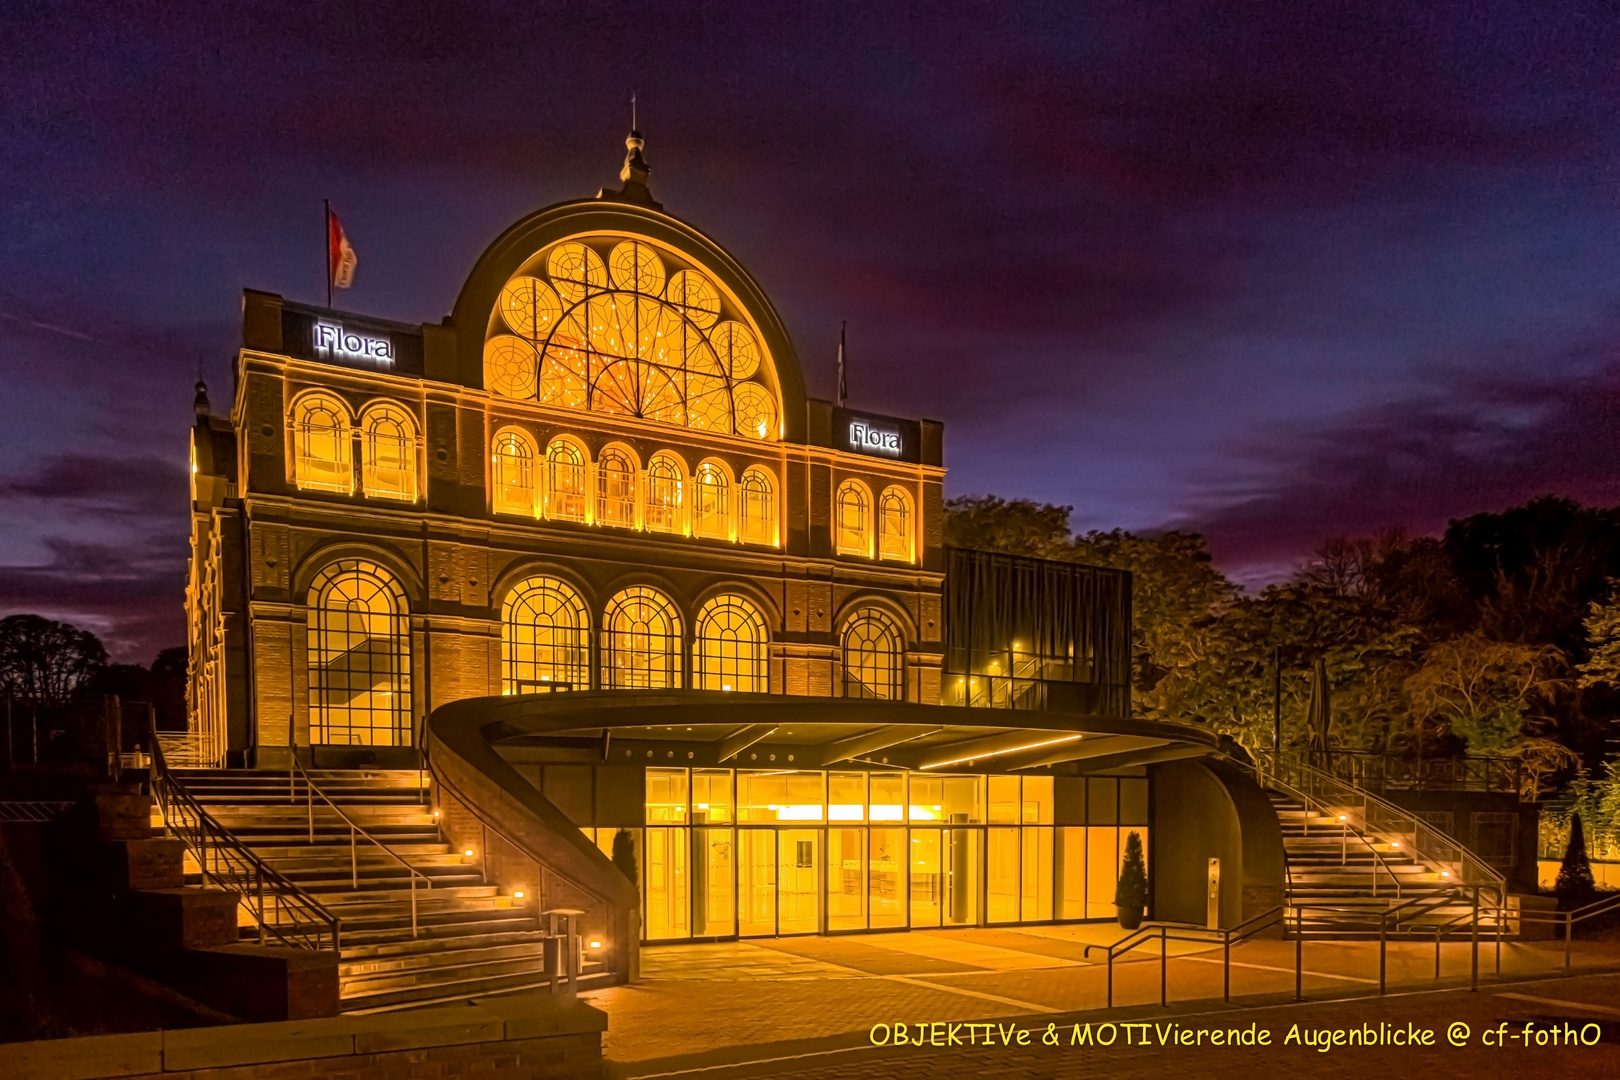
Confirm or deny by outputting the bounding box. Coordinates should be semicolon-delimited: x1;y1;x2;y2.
513;890;524;899
588;940;602;950
464;849;475;857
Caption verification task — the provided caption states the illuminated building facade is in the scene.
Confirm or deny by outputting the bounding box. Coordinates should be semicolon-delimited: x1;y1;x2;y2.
187;135;1276;943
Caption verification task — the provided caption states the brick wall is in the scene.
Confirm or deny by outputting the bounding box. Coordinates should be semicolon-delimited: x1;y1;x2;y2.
12;995;605;1080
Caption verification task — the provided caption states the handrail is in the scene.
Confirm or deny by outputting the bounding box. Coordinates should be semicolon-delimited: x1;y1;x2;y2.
290;757;432;938
1242;757;1405;898
147;715;340;951
1252;751;1506;898
1082;906;1287;1007
1513;889;1620;973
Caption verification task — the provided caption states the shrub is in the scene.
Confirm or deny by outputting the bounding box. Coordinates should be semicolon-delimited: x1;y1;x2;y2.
1115;830;1148;910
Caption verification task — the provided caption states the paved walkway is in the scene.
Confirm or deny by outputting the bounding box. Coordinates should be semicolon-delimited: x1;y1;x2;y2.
586;926;1620;1076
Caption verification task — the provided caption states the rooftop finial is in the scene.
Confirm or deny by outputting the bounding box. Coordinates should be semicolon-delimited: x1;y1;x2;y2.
194;378;211;418
599;103;662;209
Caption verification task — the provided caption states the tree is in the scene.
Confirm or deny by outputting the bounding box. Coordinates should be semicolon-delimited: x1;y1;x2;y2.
1114;830;1148;927
611;828;639;885
1554;814;1597;909
943;496;1075;560
0;615;107;705
1402;634;1562;757
1577;580;1620;689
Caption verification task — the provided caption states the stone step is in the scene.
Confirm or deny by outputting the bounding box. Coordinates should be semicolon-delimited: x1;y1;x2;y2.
341;967;613;1013
342;929;550;961
336;916;543;948
308;884;502;907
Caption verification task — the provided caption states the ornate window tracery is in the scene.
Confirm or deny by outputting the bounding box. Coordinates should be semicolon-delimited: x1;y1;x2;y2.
739;466;777;546
602;586;683;690
878;486;913;562
485;236;779;441
695;595;768;692
492;428;537;516
596;446;637;528
307;560;412;746
645;452;685;534
842;608;904;701
836;479;873;557
503;576;589;692
693;461;730;539
360;402;418;502
291;392;353;493
546;439;588;522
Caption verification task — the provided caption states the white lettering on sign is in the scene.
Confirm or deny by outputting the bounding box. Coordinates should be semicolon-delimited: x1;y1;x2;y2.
849;420;901;457
314;322;393;364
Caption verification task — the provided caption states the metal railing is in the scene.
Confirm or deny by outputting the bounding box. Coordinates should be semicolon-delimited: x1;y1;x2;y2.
1082;907;1285;1007
1326;751;1518;794
1513;890;1620;973
1255;751;1506;897
147;717;340;951
1243;757;1406;898
289;757;432;938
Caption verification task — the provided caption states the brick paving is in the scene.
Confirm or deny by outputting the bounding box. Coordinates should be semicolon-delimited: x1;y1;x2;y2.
589;931;1620;1077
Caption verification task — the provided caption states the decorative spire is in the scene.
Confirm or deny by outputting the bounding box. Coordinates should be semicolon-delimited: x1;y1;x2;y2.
598;122;663;209
193;379;211;418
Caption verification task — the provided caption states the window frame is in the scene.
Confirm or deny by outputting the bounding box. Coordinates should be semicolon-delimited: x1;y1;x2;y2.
290;391;355;494
835;479;874;558
492;426;539;517
359;401;419;502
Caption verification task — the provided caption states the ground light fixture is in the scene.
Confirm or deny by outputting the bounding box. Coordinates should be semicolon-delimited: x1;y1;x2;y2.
464;849;475;857
513;890;524;899
589;940;603;950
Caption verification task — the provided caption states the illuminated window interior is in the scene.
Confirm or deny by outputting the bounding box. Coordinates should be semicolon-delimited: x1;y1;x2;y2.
485;236;779;441
492;428;537;516
878;486;912;562
596;445;637;528
695;594;768;692
739;466;777;546
602;585;683;689
307;559;411;746
360;402;418;501
291;392;353;494
693;462;730;539
842;607;904;700
645;452;685;534
545;438;588;522
503;576;589;693
836;479;873;557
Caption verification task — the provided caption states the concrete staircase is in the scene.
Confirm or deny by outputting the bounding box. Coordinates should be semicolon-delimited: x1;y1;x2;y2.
1268;791;1496;938
161;768;608;1012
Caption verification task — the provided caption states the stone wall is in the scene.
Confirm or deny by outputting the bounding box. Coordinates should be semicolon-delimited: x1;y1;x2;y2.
11;995;605;1080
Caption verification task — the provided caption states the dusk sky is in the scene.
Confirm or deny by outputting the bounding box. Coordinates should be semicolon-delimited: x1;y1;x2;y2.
4;1;1620;662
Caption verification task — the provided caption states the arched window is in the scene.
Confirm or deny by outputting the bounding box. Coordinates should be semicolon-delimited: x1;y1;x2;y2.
492;428;537;516
695;595;768;692
645;453;684;534
693;461;730;539
503;577;589;692
545;439;587;522
842;607;904;700
878;486;913;562
291;392;353;493
360;402;418;501
836;479;872;557
307;560;412;746
602;587;683;689
739;466;777;546
596;446;637;528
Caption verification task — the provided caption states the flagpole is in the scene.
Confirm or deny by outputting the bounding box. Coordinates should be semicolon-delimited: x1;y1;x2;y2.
323;198;332;309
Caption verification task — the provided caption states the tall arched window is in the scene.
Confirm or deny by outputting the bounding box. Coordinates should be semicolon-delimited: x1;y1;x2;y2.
842;607;904;700
360;402;418;501
291;392;353;493
695;595;768;692
602;586;683;689
878;486;913;562
492;428;537;516
307;560;412;746
545;439;588;522
503;576;589;692
596;446;637;528
836;479;873;557
693;462;730;539
739;466;777;546
645;453;685;534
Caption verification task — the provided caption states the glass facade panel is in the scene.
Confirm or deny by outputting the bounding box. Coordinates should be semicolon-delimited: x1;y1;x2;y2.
646;768;689;823
869;773;905;821
869;827;905;927
1120;778;1149;825
829;773;865;822
1058;827;1086;919
1086;826;1118;919
692;769;732;823
778;829;820;934
693;827;734;936
738;829;776;936
987;827;1019;923
1088;778;1119;825
1022;826;1054;921
908;776;942;822
827;827;866;930
645;826;689;939
738;771;824;822
988;776;1020;824
909;828;941;927
942;775;984;824
1023;775;1054;824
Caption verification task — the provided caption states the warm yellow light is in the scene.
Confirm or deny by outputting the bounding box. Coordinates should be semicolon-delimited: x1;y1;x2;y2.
1440;871;1450;878
589;940;602;949
1338;815;1346;821
513;890;524;899
1391;842;1400;848
433;810;440;817
464;849;475;857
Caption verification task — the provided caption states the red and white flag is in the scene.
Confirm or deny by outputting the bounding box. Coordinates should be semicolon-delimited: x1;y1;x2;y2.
327;207;357;291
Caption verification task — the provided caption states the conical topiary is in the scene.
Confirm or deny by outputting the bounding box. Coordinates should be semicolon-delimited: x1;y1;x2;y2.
611;827;639;885
1555;813;1597;909
1115;830;1148;928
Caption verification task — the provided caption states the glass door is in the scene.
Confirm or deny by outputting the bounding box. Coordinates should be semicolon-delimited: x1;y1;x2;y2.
869;827;906;927
778;829;822;934
828;828;866;930
909;828;941;927
693;827;735;936
738;829;777;936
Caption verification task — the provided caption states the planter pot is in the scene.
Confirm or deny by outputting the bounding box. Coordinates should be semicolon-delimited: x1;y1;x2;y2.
1116;904;1144;931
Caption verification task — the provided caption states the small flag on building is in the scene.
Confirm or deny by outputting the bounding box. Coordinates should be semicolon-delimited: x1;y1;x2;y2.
326;201;357;302
836;321;848;407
